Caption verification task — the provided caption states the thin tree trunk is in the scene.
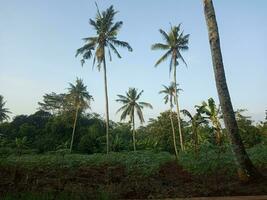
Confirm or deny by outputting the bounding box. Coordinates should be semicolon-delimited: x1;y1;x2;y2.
195;128;199;155
132;109;136;151
70;106;79;153
169;108;179;159
103;55;110;154
173;65;184;151
203;0;261;180
192;125;198;156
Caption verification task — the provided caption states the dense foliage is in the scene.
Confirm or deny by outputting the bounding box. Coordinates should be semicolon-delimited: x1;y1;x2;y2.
0;105;266;156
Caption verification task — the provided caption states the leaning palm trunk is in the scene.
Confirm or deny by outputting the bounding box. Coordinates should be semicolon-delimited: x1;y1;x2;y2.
132;110;136;151
70;106;79;153
169;108;179;159
103;56;110;154
203;0;261;180
173;67;184;151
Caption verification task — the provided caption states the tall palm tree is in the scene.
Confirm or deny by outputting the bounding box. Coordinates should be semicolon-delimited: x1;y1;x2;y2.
76;4;132;154
196;98;222;144
67;78;93;153
116;88;152;151
0;95;11;123
151;24;189;151
159;82;182;158
203;0;261;180
181;109;206;155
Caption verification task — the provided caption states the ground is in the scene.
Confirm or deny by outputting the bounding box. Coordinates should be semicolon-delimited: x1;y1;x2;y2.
0;150;266;199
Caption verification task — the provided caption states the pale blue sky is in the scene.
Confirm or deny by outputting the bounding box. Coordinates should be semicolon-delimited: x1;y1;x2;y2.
0;0;266;123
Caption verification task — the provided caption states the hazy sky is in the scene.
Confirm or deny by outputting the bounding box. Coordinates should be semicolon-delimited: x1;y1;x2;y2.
0;0;266;123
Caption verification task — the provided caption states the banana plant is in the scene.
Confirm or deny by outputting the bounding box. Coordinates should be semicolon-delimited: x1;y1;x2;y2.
196;98;223;145
181;109;207;154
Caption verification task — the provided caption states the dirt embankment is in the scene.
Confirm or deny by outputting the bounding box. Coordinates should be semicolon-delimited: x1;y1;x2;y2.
0;161;266;199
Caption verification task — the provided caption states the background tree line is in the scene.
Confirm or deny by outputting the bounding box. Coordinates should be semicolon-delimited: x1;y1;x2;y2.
0;91;266;155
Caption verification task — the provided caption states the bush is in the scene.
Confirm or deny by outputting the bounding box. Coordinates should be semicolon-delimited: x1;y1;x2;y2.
0;151;174;175
178;143;267;176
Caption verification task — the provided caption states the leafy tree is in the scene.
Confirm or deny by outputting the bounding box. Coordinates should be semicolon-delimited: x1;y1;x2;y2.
235;109;263;148
159;82;181;158
116;88;152;151
139;111;188;153
181;109;207;154
67;78;93;153
76;4;132;154
203;0;260;180
110;123;132;152
196;98;222;144
78;124;105;154
0;95;11;123
38;92;66;115
151;24;189;151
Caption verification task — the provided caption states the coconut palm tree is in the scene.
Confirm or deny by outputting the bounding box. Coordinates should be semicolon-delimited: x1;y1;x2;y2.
159;82;182;158
181;109;206;155
0;95;11;123
196;98;222;144
76;4;132;154
116;88;152;151
203;0;260;180
67;78;93;153
151;24;189;151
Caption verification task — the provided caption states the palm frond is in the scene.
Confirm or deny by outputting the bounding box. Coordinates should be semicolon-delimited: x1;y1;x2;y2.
151;43;169;50
139;102;153;109
159;29;170;44
108;21;123;36
135;104;145;124
181;109;193;120
110;39;133;52
154;50;172;67
108;42;121;58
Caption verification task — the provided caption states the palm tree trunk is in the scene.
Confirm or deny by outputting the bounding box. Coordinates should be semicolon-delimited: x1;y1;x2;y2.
173;65;185;151
169;108;179;159
132;110;136;151
203;0;261;180
70;106;79;153
195;128;199;155
192;125;198;156
103;55;110;154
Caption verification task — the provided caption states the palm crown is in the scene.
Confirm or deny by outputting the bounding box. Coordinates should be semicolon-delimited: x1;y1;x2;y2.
67;78;93;111
151;24;189;74
76;5;133;68
0;95;11;123
159;82;182;108
116;88;152;124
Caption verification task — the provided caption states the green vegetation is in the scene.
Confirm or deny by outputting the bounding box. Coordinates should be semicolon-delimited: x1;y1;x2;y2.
116;88;152;151
152;24;189;152
0;95;11;123
0;1;266;199
66;78;93;152
0;151;173;175
76;4;132;154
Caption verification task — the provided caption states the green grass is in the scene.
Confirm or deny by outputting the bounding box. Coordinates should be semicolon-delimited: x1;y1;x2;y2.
0;150;175;176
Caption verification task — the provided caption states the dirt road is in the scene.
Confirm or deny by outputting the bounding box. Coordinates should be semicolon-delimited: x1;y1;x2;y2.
166;196;267;200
